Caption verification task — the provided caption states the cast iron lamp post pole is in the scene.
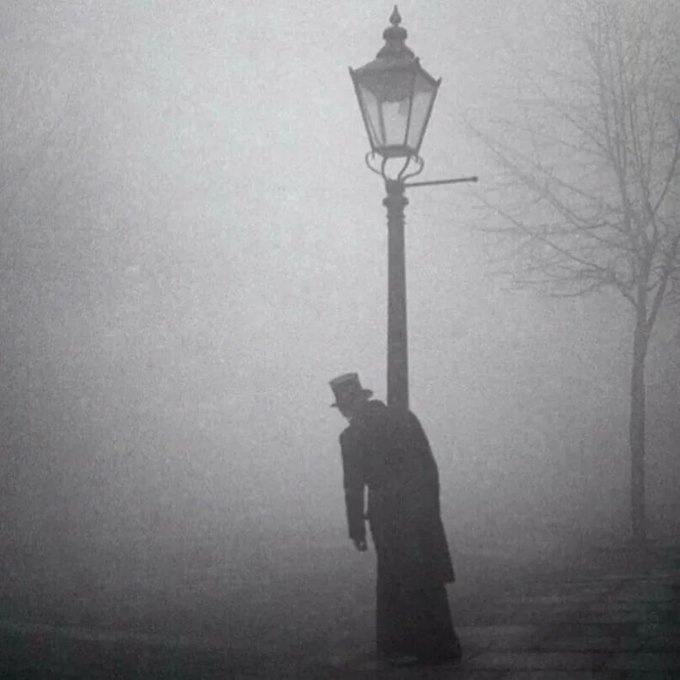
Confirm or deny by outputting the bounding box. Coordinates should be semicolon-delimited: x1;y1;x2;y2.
384;179;409;410
350;6;476;410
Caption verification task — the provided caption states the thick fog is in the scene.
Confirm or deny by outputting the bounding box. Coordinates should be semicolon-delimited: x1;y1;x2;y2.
1;0;679;645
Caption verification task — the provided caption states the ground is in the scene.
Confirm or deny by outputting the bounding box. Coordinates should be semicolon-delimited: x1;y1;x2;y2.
1;528;679;678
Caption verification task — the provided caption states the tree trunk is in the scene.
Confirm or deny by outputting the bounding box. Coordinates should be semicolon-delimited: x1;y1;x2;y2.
629;312;649;547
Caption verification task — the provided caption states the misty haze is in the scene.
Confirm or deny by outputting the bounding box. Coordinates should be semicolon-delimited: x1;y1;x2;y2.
1;1;679;678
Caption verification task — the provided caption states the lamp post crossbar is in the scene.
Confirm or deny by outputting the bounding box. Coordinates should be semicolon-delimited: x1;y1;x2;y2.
404;176;478;189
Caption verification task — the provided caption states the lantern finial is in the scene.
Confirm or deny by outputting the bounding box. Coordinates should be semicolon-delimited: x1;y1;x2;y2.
390;6;401;26
379;6;412;59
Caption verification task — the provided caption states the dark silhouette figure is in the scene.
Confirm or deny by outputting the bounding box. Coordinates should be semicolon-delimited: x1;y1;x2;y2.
329;372;461;666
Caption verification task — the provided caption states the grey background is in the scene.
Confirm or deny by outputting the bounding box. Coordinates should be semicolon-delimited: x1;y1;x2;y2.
1;0;678;608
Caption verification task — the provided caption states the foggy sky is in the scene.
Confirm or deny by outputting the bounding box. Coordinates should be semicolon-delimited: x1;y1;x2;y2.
1;1;677;565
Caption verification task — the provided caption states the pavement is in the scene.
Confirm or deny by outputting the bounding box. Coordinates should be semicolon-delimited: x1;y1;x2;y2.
330;542;680;679
1;542;678;679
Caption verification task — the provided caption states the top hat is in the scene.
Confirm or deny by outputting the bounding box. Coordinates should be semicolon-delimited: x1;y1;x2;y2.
329;372;373;408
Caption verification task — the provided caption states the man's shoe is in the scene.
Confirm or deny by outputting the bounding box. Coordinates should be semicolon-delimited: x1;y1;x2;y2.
417;644;462;666
385;655;419;668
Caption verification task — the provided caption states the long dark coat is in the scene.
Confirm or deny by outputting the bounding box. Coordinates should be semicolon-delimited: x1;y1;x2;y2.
339;399;458;659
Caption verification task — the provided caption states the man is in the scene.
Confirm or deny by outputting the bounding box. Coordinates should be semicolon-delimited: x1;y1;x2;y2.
329;372;461;666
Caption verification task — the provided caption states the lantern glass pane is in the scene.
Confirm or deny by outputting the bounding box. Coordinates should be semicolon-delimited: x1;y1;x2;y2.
406;72;437;152
357;83;382;149
381;98;410;147
370;69;414;104
356;67;417;153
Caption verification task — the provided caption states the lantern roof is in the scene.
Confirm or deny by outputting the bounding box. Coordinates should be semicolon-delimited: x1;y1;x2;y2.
353;6;437;86
377;7;413;60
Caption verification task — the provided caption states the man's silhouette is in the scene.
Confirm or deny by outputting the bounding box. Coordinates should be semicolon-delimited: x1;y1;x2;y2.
329;372;461;666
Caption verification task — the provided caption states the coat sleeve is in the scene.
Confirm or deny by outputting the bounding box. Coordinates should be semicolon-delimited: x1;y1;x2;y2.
339;429;366;542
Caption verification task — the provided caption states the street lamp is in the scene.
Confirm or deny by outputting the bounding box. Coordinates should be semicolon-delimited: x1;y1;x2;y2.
350;6;476;411
350;7;440;164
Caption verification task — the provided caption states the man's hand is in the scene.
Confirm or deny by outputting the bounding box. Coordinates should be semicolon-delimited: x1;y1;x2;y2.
353;538;367;552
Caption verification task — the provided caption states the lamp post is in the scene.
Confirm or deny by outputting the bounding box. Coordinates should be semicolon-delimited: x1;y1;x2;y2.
350;6;476;411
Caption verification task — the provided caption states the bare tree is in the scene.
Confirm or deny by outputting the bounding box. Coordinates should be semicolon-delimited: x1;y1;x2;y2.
473;0;680;545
